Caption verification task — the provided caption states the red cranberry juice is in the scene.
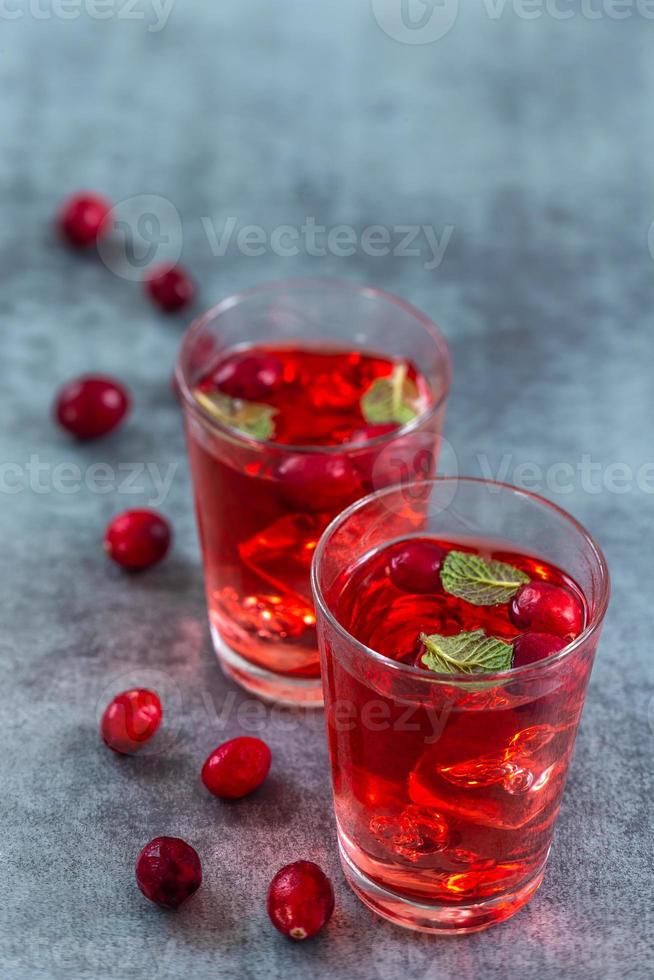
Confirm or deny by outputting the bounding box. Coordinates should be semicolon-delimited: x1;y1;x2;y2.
323;536;593;906
185;345;437;679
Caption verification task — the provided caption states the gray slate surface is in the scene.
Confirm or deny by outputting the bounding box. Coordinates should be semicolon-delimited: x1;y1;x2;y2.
1;3;653;979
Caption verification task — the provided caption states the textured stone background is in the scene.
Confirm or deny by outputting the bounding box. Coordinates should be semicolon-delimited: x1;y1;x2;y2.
1;3;653;978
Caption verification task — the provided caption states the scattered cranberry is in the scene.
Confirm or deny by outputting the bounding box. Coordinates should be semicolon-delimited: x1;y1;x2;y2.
267;861;335;941
512;632;567;668
54;375;130;441
212;353;284;401
135;837;202;910
145;264;195;313
274;454;359;513
58;192;112;247
101;688;162;755
510;582;583;639
389;540;446;594
104;509;172;571
201;736;272;799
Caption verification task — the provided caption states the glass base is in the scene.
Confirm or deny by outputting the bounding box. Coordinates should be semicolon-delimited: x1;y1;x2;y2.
211;626;324;707
338;838;547;935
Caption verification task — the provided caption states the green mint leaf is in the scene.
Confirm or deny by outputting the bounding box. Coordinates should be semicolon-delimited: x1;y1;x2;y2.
360;363;421;426
441;551;530;606
195;390;277;440
420;630;514;675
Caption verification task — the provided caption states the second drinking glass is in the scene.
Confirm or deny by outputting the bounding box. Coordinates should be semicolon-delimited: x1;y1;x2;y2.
311;479;609;933
176;280;451;705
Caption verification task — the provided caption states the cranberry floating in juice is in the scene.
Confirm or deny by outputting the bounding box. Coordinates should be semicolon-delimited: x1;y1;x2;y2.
312;479;609;933
176;281;451;705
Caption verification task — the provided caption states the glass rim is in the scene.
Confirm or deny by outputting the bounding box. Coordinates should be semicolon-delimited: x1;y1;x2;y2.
310;477;611;685
174;277;452;456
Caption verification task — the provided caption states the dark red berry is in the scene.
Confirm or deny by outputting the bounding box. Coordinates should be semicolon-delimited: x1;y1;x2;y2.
389;540;446;594
145;264;195;313
101;689;162;755
512;632;567;668
510;582;583;639
201;737;272;799
267;861;335;941
104;509;172;571
274;454;359;513
58;192;112;247
54;375;130;440
135;837;202;910
212;353;284;401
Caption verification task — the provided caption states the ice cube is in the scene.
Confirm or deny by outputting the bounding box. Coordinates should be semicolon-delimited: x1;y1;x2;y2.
369;806;449;862
437;754;517;789
502;768;534;795
507;725;555;757
239;512;326;585
213;587;315;640
409;721;561;830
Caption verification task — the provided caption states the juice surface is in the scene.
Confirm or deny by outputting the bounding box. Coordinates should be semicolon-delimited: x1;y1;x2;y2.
196;343;430;447
330;536;586;669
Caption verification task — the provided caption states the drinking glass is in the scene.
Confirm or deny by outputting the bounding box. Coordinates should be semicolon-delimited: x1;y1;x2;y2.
311;478;609;933
176;280;451;705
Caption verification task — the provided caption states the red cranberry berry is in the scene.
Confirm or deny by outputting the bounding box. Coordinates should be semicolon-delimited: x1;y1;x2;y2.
55;375;130;441
274;454;359;513
212;353;284;401
389;540;447;594
201;737;272;799
101;688;162;755
58;192;112;247
135;837;202;910
510;581;583;639
145;264;195;313
512;632;567;668
267;861;335;941
104;509;172;571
